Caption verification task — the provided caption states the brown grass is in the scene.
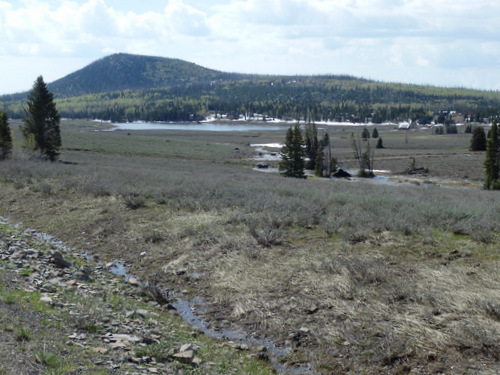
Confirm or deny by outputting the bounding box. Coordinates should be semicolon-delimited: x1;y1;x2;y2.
0;120;498;373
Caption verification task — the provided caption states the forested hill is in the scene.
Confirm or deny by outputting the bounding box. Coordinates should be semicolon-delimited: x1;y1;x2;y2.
47;53;247;98
2;53;500;123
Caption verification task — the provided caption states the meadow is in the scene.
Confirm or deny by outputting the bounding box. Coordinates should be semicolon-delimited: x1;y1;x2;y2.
0;119;499;374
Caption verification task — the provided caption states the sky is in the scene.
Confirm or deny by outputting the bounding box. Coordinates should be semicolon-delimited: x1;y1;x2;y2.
1;0;500;95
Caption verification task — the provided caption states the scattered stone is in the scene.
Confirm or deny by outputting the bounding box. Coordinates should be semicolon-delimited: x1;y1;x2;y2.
73;271;93;282
39;295;53;304
172;350;195;364
111;334;141;343
50;251;72;268
299;327;310;334
128;277;140;286
179;343;194;352
128;356;143;364
80;265;92;275
110;342;128;350
92;347;109;354
191;357;202;367
307;305;319;314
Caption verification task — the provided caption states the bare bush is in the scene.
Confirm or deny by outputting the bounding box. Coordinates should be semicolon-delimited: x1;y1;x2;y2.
247;221;283;247
123;193;146;209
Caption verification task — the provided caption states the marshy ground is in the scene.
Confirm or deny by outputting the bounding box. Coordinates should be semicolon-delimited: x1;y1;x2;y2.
0;120;498;374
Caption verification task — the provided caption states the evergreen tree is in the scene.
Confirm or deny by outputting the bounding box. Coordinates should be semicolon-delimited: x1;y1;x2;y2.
314;143;324;177
22;76;61;161
304;121;318;170
361;127;370;141
315;131;333;177
376;137;384;149
279;124;305;178
469;126;486;151
464;124;472;134
372;127;379;138
0;110;12;159
484;120;499;189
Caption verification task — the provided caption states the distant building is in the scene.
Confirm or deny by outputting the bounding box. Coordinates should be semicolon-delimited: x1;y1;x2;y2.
398;121;418;130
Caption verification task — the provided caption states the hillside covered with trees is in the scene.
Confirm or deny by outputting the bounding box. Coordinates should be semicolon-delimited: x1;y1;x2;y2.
2;53;500;123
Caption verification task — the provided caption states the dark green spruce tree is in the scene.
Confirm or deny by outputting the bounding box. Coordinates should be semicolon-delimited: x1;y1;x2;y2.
372;127;379;139
361;127;370;141
484;120;500;190
315;131;333;177
469;126;486;151
376;137;384;149
0;110;13;159
22;76;61;161
304;121;318;170
279;124;305;178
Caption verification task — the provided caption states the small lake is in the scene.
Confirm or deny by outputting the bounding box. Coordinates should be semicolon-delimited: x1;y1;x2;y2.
110;122;289;132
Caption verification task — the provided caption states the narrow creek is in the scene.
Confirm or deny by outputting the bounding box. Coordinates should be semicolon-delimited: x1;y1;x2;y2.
6;223;310;373
105;260;313;374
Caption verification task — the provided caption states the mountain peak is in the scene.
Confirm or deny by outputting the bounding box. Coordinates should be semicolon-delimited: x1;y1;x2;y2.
48;53;222;98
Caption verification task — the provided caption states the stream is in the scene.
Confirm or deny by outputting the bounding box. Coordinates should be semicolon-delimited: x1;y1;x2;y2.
1;216;312;373
105;261;313;374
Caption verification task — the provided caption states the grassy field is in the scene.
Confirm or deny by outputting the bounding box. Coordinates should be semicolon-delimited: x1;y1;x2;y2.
0;119;499;374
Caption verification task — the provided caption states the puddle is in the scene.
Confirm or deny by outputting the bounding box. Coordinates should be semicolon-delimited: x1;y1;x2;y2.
108;261;127;277
252;167;280;173
251;144;282;162
29;231;72;252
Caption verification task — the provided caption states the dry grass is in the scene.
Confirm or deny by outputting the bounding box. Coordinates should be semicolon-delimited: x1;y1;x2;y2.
0;120;498;373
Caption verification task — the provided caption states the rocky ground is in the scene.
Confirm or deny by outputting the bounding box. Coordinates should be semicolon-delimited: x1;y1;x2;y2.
0;222;273;375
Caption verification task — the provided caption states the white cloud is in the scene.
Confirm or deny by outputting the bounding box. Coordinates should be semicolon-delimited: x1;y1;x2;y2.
0;0;211;58
1;0;500;93
164;0;209;36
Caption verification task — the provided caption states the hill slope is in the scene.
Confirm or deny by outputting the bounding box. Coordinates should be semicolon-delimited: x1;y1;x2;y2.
47;53;243;98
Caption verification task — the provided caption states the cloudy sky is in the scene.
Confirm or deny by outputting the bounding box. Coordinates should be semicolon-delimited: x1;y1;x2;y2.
1;0;499;95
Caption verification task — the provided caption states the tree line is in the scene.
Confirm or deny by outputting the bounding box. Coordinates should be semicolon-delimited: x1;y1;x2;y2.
4;73;500;124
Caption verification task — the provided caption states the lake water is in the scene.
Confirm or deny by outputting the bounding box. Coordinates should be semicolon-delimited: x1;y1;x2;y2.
111;122;288;132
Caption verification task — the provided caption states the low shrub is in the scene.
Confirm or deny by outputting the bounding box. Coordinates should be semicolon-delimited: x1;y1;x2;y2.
123;193;146;210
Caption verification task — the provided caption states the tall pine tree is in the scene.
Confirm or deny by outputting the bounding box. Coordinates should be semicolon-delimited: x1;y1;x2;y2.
22;76;61;161
469;126;486;151
304;121;318;170
484;119;500;189
0;110;12;159
315;131;333;177
279;124;305;178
